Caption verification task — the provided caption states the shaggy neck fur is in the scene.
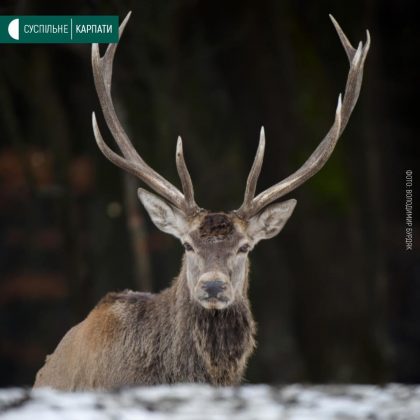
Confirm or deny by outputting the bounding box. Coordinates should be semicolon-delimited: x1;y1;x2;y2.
159;261;256;385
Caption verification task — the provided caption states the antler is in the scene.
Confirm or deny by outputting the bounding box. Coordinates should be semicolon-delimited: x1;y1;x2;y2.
236;16;370;218
92;12;200;216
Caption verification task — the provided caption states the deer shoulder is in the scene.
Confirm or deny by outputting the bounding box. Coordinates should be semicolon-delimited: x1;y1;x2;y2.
34;291;153;390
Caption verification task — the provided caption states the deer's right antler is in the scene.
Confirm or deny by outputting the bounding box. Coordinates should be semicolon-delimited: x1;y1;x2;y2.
236;16;370;218
92;12;200;216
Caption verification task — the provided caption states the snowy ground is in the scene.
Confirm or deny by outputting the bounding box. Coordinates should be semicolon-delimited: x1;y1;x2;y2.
1;384;420;419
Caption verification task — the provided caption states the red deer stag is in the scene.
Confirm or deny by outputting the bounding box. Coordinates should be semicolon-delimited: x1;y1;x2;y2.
34;13;370;390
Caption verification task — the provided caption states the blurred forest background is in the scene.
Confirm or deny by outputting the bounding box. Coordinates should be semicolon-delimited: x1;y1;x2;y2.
0;0;418;386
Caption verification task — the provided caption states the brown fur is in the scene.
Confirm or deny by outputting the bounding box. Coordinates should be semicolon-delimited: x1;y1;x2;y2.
33;200;296;391
34;264;256;390
199;213;234;239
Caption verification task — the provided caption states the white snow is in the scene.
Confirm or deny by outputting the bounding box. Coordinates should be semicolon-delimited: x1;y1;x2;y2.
1;384;420;420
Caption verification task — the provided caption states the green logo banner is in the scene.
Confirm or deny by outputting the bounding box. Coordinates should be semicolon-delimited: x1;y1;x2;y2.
0;16;119;43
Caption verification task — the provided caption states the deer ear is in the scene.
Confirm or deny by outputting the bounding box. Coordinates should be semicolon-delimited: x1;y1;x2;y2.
247;199;297;244
137;188;187;239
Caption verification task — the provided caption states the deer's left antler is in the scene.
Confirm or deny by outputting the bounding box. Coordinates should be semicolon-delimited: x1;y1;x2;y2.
236;16;370;218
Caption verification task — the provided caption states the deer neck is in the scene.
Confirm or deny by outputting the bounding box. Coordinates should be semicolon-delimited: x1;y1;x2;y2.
170;258;256;384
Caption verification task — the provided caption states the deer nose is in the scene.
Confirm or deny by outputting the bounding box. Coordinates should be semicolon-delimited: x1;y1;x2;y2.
202;280;226;298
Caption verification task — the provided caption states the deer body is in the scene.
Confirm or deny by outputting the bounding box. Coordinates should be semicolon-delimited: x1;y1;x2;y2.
34;13;369;390
35;264;255;390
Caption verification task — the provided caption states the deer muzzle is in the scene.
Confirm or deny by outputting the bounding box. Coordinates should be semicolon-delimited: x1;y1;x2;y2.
196;271;232;309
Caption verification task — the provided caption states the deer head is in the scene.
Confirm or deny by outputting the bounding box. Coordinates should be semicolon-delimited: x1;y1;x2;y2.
92;13;370;310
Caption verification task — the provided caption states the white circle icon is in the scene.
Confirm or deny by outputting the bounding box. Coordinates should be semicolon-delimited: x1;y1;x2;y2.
8;18;20;40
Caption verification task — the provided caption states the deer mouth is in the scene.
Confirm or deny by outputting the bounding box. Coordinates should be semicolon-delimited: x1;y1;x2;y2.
199;295;230;310
204;295;229;303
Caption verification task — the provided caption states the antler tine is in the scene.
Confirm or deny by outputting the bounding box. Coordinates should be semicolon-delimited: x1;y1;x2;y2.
329;15;370;67
176;137;199;214
330;15;370;133
236;127;265;217
92;113;186;210
92;12;197;214
237;17;370;218
92;12;138;161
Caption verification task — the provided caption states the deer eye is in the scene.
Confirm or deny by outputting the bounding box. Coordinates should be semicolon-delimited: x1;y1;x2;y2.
183;242;194;252
237;244;250;254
